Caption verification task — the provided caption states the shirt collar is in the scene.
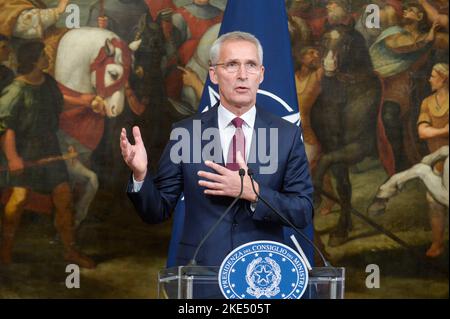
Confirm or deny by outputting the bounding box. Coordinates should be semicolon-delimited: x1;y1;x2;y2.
218;103;256;129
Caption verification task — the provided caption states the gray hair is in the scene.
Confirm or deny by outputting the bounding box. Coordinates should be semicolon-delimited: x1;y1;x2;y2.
209;31;264;65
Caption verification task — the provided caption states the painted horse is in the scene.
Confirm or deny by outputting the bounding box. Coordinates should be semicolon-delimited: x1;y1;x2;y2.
368;146;449;213
54;27;141;227
311;24;381;246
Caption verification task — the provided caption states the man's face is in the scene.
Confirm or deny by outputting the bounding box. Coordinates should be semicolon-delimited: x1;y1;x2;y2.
36;50;49;71
300;49;320;69
402;6;423;24
327;2;347;23
429;70;446;91
0;40;11;62
209;40;264;110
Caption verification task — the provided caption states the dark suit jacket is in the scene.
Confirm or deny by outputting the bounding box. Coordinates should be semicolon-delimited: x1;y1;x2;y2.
127;105;314;267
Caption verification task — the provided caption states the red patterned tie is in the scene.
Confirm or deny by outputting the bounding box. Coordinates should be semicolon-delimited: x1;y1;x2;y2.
226;117;246;171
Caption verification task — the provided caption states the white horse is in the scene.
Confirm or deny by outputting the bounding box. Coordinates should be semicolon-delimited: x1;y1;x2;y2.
168;23;220;115
54;27;141;227
368;146;449;215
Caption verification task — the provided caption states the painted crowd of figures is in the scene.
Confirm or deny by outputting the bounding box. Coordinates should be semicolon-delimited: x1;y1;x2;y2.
0;0;448;269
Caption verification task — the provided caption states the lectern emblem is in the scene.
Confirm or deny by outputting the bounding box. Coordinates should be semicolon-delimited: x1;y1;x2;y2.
218;240;309;299
246;256;281;298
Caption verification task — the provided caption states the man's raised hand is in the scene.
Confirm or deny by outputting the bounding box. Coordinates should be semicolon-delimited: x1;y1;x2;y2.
120;126;148;181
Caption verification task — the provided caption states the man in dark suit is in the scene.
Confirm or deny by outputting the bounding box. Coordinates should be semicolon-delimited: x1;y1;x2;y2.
120;31;314;267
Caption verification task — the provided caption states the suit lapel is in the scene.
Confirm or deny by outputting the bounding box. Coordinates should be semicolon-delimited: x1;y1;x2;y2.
200;104;225;165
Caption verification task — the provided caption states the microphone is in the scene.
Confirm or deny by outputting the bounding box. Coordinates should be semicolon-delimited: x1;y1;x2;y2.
247;168;332;268
189;168;246;266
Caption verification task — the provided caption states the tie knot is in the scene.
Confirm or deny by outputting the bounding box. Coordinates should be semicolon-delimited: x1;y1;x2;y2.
231;117;244;128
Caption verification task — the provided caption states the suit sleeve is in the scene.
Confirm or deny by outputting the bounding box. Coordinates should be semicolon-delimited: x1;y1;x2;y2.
251;127;314;229
126;128;184;224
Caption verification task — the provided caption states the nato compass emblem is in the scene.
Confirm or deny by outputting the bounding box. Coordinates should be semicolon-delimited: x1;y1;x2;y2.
219;240;309;299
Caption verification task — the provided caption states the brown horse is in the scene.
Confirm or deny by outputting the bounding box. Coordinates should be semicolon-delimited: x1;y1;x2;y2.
311;23;381;246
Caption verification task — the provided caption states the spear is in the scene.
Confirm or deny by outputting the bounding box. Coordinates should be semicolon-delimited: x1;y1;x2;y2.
97;0;108;29
99;0;105;18
0;147;79;172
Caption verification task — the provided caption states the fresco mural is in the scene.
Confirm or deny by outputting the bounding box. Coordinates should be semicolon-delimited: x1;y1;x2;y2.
0;0;448;298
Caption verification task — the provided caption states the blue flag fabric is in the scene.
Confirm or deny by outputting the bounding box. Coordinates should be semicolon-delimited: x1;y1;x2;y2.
167;0;314;267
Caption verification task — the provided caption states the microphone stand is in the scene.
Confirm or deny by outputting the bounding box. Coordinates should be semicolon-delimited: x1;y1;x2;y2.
247;168;332;268
188;168;246;266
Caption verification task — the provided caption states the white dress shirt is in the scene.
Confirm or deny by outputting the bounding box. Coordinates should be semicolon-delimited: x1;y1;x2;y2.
218;104;256;164
132;104;256;192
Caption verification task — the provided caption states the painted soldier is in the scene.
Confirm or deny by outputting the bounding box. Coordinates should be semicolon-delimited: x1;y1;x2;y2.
0;0;69;74
165;0;223;99
0;41;95;268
